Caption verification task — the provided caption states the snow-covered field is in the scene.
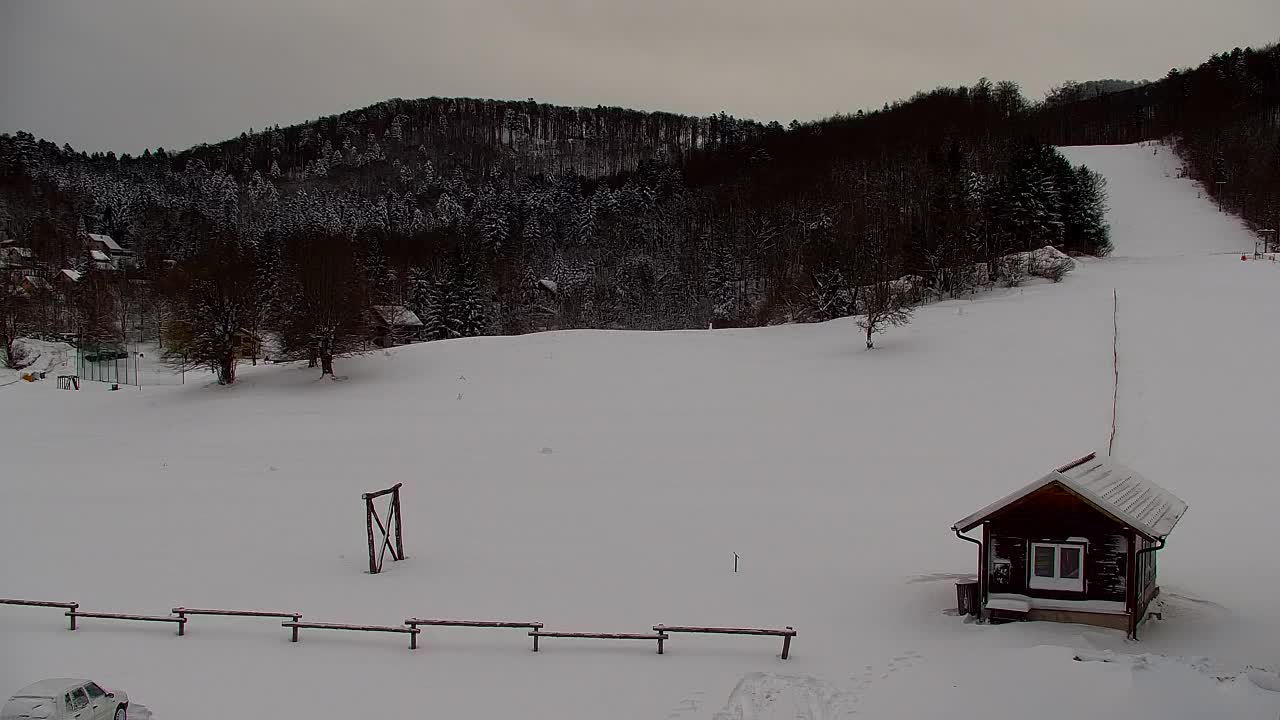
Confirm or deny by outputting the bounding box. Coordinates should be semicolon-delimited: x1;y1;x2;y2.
3;143;1279;719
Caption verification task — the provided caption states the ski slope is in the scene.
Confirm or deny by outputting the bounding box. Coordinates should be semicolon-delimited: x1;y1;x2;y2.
3;143;1279;719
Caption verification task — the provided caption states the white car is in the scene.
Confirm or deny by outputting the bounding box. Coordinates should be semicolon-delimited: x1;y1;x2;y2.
1;679;128;720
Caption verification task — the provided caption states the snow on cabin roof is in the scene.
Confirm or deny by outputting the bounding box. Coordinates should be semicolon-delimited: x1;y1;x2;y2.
88;233;122;252
952;451;1188;541
90;249;112;262
60;269;83;283
23;275;52;291
372;305;423;327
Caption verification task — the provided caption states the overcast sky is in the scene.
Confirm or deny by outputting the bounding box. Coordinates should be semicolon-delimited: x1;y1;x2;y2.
2;1;1277;154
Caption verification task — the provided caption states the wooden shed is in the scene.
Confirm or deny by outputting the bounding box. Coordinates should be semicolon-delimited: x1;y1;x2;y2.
370;305;424;347
951;451;1187;638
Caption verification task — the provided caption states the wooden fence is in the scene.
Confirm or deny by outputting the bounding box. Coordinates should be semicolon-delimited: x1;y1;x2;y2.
1;598;794;658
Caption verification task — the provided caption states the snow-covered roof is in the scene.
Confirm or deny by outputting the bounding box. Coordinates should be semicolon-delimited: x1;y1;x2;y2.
90;249;112;262
88;233;122;252
953;451;1188;540
372;305;423;327
10;678;91;698
23;275;52;291
60;269;83;283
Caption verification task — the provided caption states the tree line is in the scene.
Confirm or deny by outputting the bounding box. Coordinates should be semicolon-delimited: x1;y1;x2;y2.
27;41;1265;376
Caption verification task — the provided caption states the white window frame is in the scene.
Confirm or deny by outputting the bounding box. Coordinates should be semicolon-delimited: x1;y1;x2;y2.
1028;542;1086;592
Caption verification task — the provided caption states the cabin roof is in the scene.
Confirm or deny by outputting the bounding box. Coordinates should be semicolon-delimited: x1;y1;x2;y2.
22;275;52;291
372;305;423;328
88;233;123;252
952;451;1188;541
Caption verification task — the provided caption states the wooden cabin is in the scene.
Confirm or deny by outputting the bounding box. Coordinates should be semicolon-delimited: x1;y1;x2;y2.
230;328;263;360
370;305;425;347
952;451;1187;638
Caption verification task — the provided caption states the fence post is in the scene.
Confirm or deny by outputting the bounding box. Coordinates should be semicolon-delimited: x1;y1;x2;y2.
393;485;404;561
365;495;378;574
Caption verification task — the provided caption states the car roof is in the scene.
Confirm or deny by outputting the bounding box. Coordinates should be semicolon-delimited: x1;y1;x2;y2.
11;679;90;698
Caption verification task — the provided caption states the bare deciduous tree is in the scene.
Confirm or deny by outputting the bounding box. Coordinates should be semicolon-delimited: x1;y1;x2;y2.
857;280;914;349
1;284;32;369
163;228;258;385
275;232;369;376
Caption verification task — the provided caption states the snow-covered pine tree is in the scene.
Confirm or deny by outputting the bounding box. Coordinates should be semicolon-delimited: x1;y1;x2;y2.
408;267;445;341
441;262;488;338
1067;166;1111;256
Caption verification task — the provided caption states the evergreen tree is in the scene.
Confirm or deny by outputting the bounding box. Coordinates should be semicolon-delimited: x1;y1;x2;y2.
441;262;487;338
408;267;445;341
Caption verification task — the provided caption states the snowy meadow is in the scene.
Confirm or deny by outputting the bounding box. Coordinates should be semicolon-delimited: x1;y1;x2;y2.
3;144;1279;719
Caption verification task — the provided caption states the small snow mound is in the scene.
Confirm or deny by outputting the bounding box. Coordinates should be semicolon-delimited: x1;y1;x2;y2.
1248;670;1280;693
1030;244;1074;266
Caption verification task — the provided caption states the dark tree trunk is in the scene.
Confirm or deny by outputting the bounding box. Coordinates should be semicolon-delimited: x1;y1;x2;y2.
308;347;318;368
319;350;334;376
865;322;874;349
217;353;236;384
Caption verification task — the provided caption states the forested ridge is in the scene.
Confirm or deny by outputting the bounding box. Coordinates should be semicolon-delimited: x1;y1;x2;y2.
2;41;1274;379
1028;43;1280;236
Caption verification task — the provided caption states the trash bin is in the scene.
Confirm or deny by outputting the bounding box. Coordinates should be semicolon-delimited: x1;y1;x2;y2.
956;578;980;616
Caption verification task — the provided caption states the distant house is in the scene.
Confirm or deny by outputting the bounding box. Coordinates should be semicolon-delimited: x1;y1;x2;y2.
88;233;123;254
89;249;116;271
231;328;262;360
370;305;424;347
951;451;1187;638
1;246;36;280
20;275;52;296
58;269;83;286
87;233;136;269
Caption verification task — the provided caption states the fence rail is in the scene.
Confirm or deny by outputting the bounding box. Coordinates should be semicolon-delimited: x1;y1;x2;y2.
654;624;797;659
173;607;302;622
1;596;794;658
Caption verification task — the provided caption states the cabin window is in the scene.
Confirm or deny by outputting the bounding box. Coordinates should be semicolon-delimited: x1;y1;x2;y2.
1028;542;1085;592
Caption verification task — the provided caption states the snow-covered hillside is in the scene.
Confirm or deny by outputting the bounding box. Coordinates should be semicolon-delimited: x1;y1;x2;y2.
3;143;1278;719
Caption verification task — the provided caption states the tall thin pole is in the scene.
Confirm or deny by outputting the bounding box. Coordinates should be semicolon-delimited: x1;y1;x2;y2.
1109;289;1119;457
